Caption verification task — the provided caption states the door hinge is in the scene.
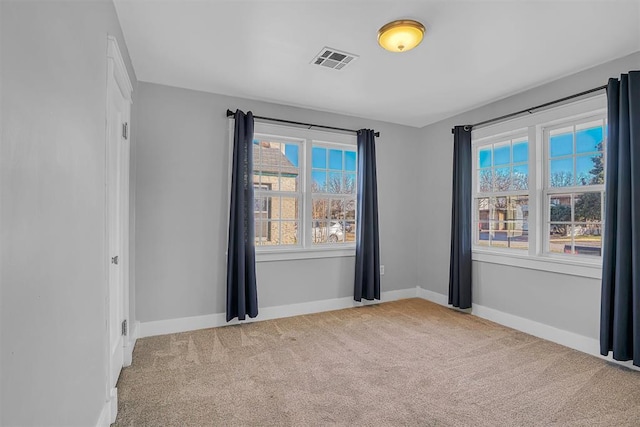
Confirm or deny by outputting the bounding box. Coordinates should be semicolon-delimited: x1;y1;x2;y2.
122;319;127;336
111;255;119;265
122;122;128;140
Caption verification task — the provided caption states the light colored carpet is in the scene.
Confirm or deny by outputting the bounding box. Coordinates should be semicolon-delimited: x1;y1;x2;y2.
115;298;640;426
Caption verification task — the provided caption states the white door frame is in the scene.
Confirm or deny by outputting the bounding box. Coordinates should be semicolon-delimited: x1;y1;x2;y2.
104;35;133;426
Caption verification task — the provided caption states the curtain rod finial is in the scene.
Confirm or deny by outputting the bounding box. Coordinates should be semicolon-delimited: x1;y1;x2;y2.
452;126;472;134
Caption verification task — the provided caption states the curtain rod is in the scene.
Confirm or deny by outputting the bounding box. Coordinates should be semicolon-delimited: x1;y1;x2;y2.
226;109;380;137
451;84;608;134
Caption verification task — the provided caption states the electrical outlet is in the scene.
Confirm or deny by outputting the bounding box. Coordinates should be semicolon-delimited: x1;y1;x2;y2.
380;265;385;275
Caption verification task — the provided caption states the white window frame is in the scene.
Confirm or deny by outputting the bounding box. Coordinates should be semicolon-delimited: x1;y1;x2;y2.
252;134;303;248
309;140;358;247
228;120;357;262
471;94;607;279
542;116;606;257
473;132;530;252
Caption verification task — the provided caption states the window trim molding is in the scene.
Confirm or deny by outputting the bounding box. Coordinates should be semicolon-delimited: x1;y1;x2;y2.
227;119;357;262
256;247;355;262
472;250;602;279
470;94;607;273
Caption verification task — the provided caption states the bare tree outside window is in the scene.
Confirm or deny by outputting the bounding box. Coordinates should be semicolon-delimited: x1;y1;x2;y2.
474;137;529;250
311;147;357;244
547;121;605;256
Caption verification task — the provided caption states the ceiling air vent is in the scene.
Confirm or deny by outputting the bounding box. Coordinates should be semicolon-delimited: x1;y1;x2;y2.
311;47;358;70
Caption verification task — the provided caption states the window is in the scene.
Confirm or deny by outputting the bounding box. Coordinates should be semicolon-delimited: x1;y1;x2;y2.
471;95;607;274
253;140;301;246
545;119;605;257
311;146;357;244
232;121;357;259
475;136;529;250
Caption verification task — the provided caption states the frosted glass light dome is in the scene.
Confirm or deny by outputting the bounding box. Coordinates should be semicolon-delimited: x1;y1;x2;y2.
377;20;425;53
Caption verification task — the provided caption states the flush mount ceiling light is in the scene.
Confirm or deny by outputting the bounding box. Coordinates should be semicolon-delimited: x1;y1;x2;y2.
377;19;425;53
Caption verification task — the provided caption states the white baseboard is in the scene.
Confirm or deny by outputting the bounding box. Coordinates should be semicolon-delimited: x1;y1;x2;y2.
139;287;417;338
109;387;118;424
416;287;449;306
95;399;110;427
471;303;599;355
417;287;640;371
123;320;140;367
95;387;118;427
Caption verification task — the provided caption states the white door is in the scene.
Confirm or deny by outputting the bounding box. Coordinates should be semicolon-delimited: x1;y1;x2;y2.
105;35;132;424
107;72;127;386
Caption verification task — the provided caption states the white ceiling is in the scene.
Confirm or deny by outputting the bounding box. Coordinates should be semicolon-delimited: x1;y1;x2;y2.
114;0;640;128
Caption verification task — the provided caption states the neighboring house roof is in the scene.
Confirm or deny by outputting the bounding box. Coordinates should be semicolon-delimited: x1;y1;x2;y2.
254;144;298;176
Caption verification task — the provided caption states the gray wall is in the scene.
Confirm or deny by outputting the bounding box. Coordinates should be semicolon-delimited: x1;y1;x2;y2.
418;51;640;340
134;82;422;322
0;1;136;425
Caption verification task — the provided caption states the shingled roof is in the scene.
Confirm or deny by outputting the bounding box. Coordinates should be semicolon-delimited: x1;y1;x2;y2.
254;144;298;176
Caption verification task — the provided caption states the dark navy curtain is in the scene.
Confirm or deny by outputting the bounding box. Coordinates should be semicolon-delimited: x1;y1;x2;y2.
226;109;258;321
449;126;472;309
600;72;640;366
354;129;380;301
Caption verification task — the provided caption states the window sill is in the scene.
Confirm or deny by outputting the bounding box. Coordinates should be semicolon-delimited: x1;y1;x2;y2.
472;249;602;279
256;246;356;262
